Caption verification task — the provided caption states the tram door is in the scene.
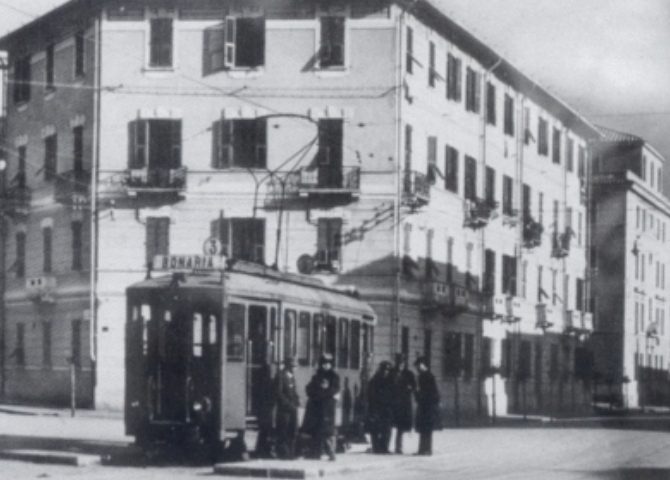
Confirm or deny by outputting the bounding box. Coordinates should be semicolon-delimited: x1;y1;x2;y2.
247;304;274;418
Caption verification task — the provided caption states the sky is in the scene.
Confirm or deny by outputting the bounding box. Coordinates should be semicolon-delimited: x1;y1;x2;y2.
1;0;669;182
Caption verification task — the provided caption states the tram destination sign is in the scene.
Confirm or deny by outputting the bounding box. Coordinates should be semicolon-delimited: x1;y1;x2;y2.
153;254;226;271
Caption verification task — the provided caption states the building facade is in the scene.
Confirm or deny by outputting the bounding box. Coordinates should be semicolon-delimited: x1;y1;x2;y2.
591;128;670;409
1;0;597;417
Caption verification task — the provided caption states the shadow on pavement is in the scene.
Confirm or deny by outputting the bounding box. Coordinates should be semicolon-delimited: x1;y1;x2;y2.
586;467;670;479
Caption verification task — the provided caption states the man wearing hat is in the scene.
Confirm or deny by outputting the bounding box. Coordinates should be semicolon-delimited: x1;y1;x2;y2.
367;360;395;453
301;354;340;461
275;357;300;459
414;356;440;455
392;353;416;454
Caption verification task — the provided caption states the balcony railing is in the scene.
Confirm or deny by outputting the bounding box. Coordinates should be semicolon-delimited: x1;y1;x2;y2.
2;186;31;219
535;303;555;330
565;309;591;334
502;207;519;227
551;228;573;258
422;280;491;316
55;169;90;206
523;215;543;249
402;170;430;208
464;198;497;229
297;166;361;196
123;166;187;194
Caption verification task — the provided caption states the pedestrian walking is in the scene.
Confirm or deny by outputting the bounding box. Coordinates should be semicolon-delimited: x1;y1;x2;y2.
367;360;395;453
253;362;275;458
392;353;416;454
274;357;300;459
301;354;340;461
414;356;440;456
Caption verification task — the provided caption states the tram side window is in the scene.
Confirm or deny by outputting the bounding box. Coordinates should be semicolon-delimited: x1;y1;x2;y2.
362;324;372;362
324;316;337;360
139;304;151;356
297;312;311;366
350;320;361;370
227;303;245;361
312;314;323;366
270;308;279;363
193;313;203;357
284;310;296;360
338;318;349;369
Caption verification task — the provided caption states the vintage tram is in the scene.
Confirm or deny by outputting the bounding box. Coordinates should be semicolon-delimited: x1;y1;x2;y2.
124;255;376;453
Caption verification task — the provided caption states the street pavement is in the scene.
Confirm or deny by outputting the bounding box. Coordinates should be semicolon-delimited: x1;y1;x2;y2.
2;407;670;479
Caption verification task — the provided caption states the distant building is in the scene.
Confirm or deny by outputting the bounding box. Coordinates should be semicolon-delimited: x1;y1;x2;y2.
591;127;670;409
0;0;598;418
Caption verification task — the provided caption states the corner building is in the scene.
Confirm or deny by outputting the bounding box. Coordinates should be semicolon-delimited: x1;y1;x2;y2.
591;128;670;409
1;0;597;417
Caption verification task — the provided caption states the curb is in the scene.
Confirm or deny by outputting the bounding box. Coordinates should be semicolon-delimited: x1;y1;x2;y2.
0;449;101;467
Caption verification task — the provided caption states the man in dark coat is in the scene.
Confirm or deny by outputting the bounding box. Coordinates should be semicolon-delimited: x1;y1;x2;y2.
367;361;395;453
302;354;340;461
274;357;300;459
414;356;440;455
392;354;416;454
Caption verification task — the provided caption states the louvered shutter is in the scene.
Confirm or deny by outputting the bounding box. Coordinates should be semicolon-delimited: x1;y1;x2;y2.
170;120;181;168
224;17;236;67
220;120;233;168
203;22;225;75
128;120;147;168
255;118;267;168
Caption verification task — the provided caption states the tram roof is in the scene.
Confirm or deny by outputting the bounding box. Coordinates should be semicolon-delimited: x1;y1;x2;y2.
128;266;376;323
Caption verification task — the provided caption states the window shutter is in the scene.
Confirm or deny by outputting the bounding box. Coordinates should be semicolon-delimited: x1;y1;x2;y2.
128;120;147;168
224;17;236;67
454;58;462;101
317;219;328;262
203;22;225;75
473;71;481;113
170;120;181;168
251;17;265;67
158;218;170;255
211;120;221;168
255;118;267;168
220;119;233;168
254;219;265;263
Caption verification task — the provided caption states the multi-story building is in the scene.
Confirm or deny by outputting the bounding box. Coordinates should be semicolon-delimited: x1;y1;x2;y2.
0;0;598;416
591;127;670;409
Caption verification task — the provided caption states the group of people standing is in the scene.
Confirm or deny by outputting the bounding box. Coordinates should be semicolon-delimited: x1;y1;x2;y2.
254;352;440;462
367;355;441;455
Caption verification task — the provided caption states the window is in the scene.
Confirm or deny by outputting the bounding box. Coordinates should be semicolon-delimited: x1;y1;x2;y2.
484;249;496;294
522;184;531;217
129;119;181;169
464;155;477;201
443;332;461;378
502;175;513;215
315;119;345;186
565;207;573;233
71;319;82;367
149;18;173;67
538;192;544;226
350;320;361;369
425;228;434;280
537;265;544;303
212;118;266;169
428;41;436;87
465;67;481;113
145;217;170;265
427;136;437;183
463;334;474;379
297;312;310;366
444;145;459;193
73;126;84;173
405;26;414;74
503;94;514;136
523;107;531;145
320;16;345;68
71;221;83;271
324;316;336;359
203;16;265;74
578;146;586;179
211;217;265;263
13;55;31;104
227;303;245;361
74;31;85;77
42;321;52;367
552;128;561;164
338;318;349;368
553;200;559;230
538;118;548;156
446;237;454;283
486;82;496;125
502;254;517;296
566;137;574;173
15;232;25;278
284;310;296;359
42;226;52;273
44;134;57;181
485;166;495;204
17;145;26;188
404;124;413;172
45;44;55;91
446;53;462;101
317;218;342;269
551;269;558;305
16;323;25;366
401;326;409;359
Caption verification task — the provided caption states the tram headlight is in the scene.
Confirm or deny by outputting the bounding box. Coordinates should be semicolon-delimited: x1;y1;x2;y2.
193;401;203;412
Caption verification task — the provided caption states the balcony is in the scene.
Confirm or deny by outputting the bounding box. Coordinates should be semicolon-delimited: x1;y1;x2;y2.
402;170;430;208
523;215;543;249
551;228;573;258
565;309;591;334
2;186;31;219
502;207;519;227
536;303;555;331
464;197;498;229
123;167;187;196
55;169;90;207
25;276;57;304
422;280;452;309
491;294;525;323
422;281;490;316
296;166;361;197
